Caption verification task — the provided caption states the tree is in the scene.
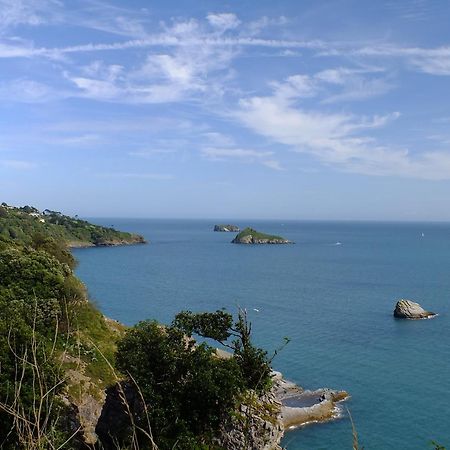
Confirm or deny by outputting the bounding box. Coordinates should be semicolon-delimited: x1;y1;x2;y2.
173;308;273;392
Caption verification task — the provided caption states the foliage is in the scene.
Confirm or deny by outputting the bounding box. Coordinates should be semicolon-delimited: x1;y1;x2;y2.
0;203;130;448
174;309;273;392
0;299;70;449
233;227;286;241
0;203;144;247
114;320;244;449
172;309;233;342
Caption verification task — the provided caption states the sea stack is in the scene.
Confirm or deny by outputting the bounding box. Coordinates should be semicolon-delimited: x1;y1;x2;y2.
231;227;293;244
393;299;436;319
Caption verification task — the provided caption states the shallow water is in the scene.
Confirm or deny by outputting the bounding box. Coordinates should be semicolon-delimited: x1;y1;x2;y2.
74;219;450;449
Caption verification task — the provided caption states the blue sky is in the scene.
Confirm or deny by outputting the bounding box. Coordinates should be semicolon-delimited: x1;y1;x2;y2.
2;0;450;220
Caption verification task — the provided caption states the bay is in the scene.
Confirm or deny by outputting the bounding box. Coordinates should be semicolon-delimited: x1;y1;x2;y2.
74;219;450;449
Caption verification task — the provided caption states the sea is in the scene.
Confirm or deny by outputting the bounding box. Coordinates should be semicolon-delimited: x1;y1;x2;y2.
73;219;450;450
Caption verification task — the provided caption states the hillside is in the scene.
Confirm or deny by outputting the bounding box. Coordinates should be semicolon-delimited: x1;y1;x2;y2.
0;203;129;448
0;203;145;247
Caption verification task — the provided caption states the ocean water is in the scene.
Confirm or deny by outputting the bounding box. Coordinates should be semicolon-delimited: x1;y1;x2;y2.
74;219;450;450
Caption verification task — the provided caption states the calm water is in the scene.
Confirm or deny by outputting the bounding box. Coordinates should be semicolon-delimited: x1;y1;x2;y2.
74;219;450;449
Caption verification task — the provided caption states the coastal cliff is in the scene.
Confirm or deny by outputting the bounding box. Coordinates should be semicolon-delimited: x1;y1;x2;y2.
232;227;293;244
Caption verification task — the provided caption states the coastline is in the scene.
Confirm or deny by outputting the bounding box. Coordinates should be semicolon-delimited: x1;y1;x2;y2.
68;239;147;248
70;235;349;447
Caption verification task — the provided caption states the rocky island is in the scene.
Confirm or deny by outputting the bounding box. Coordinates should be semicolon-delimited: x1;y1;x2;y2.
231;227;293;244
214;224;240;232
393;299;436;319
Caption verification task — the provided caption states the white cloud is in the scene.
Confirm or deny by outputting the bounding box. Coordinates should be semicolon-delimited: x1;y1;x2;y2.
207;13;240;31
271;74;317;100
233;75;450;180
63;18;238;103
346;45;450;76
0;0;61;31
245;16;289;36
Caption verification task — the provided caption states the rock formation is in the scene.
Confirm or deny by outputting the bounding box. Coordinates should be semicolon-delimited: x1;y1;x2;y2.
393;299;436;319
231;227;293;244
272;372;349;429
214;224;240;232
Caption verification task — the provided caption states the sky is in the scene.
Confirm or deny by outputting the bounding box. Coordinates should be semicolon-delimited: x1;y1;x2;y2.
1;0;450;220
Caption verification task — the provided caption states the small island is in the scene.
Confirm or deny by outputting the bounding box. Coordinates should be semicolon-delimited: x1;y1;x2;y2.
214;224;240;232
231;227;293;244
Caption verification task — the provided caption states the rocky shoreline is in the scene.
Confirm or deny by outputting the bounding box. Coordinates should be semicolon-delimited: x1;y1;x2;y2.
68;237;146;248
67;344;348;449
272;372;349;430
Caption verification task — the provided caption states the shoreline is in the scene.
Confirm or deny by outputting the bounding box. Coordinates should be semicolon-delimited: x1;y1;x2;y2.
68;239;147;248
272;372;349;435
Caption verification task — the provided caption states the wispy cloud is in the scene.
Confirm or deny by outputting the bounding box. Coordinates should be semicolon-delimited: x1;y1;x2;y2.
0;78;65;102
0;0;62;31
201;147;283;170
232;74;450;180
206;13;240;31
97;172;174;180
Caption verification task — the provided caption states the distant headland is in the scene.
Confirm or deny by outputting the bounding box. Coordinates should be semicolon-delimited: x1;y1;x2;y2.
0;202;146;247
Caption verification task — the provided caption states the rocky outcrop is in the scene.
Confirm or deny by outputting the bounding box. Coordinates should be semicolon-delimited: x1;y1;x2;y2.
393;299;436;319
232;228;293;244
214;390;284;450
272;372;349;429
214;224;240;232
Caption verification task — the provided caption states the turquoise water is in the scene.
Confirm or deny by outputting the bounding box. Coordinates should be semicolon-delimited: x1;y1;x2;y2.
74;220;450;449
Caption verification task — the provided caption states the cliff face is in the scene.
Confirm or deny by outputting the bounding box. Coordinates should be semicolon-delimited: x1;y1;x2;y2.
214;390;284;450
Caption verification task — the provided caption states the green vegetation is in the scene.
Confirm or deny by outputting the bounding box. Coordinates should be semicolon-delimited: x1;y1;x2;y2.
0;202;275;449
0;203;128;448
105;309;273;449
232;227;288;242
0;203;145;247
